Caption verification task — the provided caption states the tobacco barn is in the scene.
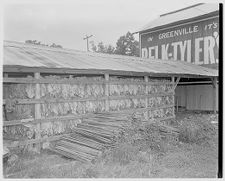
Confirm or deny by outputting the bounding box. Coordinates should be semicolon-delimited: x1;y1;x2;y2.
3;40;218;161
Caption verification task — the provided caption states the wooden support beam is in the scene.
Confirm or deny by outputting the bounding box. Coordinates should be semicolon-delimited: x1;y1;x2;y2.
4;66;214;78
144;76;149;120
178;81;218;85
171;77;175;117
173;77;180;91
104;74;109;112
176;96;179;112
3;77;174;86
212;77;218;114
185;86;188;110
34;72;41;152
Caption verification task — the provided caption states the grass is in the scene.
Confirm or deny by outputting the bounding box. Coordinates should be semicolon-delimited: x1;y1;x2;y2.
3;111;218;178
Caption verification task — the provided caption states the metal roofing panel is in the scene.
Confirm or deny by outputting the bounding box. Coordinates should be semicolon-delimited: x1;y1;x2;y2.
137;3;219;33
3;41;218;77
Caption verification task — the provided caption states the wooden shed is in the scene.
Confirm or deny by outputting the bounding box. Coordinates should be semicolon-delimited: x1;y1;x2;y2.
3;41;218;154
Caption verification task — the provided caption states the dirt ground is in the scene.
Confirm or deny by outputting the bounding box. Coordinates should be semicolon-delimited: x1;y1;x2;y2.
3;111;218;178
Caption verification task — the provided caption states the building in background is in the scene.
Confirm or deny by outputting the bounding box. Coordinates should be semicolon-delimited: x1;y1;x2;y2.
135;3;219;111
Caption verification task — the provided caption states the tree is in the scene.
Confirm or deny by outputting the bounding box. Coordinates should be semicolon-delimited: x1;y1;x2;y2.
50;43;63;48
90;41;115;54
25;40;63;48
105;45;115;54
115;31;139;57
90;31;139;56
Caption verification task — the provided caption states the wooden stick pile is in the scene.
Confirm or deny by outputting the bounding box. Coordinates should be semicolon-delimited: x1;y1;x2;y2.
50;113;130;162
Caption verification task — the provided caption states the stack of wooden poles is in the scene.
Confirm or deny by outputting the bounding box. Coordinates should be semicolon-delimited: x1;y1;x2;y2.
51;113;130;162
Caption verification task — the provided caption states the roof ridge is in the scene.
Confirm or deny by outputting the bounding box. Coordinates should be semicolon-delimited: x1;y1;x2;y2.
160;3;204;17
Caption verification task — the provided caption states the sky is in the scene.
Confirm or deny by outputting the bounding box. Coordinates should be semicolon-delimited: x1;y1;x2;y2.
3;0;217;51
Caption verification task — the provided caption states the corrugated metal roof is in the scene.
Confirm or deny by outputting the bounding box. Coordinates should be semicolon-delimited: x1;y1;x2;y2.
137;3;219;33
3;41;218;77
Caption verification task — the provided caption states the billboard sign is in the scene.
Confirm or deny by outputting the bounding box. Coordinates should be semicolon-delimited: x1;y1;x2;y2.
140;17;219;65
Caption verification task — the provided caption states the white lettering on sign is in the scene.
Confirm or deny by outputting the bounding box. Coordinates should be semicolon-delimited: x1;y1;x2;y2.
204;22;218;30
141;34;218;64
171;42;179;60
149;47;155;59
159;26;199;40
141;17;219;65
187;40;191;63
161;44;169;59
195;37;203;64
180;41;187;61
142;48;148;58
204;36;215;64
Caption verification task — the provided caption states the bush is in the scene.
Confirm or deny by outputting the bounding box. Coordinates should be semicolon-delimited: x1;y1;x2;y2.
177;115;216;144
115;114;178;154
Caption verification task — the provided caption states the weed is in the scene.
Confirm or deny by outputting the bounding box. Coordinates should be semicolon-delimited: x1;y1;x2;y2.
177;115;216;144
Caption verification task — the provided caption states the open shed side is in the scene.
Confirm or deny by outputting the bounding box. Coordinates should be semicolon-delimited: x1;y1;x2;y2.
3;41;218;152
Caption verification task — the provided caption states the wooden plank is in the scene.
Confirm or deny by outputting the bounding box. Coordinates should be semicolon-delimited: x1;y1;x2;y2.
34;72;41;152
105;74;109;112
144;76;149;119
3;65;215;78
4;133;70;148
57;140;101;156
176;96;179;112
178;81;219;85
212;77;218;113
50;147;89;162
171;77;175;117
3;104;174;126
3;77;174;86
2;96;107;105
63;134;103;150
173;77;180;91
109;80;174;85
109;93;174;101
3;77;105;84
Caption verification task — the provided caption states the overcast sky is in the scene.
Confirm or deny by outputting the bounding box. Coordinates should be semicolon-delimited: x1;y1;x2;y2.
3;0;214;51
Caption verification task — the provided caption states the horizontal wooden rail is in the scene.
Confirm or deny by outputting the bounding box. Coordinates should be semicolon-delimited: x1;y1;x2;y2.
3;77;105;84
3;96;108;105
109;92;174;100
4;133;71;148
3;92;174;105
3;104;174;126
110;81;173;85
4;115;175;148
3;77;174;86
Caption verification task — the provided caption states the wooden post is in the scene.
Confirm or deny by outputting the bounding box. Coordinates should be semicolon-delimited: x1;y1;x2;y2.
34;72;41;152
4;73;8;78
212;77;218;114
144;76;149;120
3;73;9;121
185;86;188;110
3;73;9;98
172;77;175;117
104;74;109;112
